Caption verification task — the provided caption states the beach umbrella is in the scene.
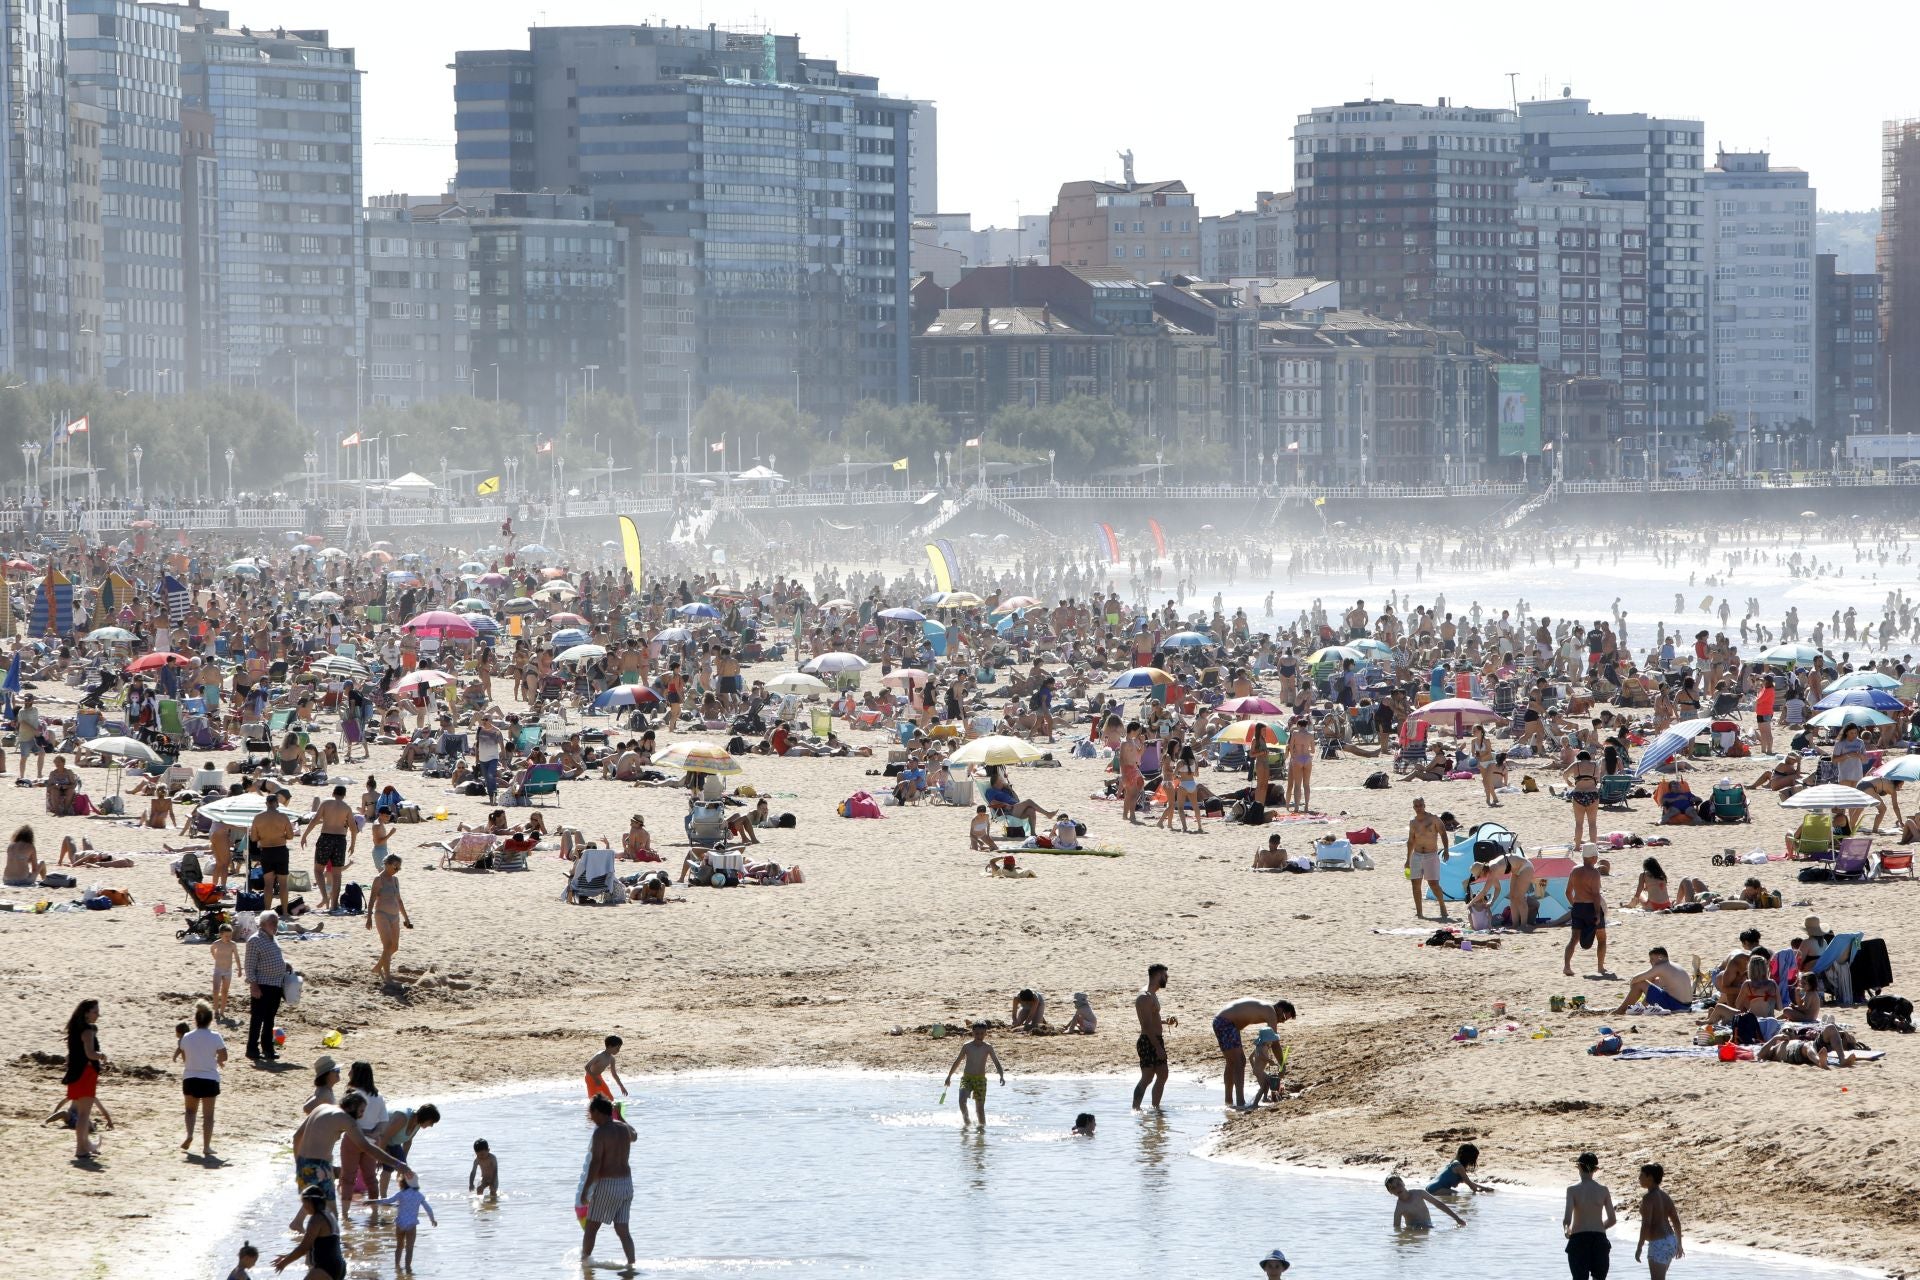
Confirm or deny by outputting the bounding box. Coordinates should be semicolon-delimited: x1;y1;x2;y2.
400;610;477;639
518;543;553;559
592;685;661;710
362;549;393;564
947;735;1047;767
391;670;453;691
547;612;588;627
1780;784;1876;810
1759;642;1822;667
654;741;743;776
369;541;395;552
458;561;487;574
499;598;540;618
307;591;345;606
532;583;579;601
316;547;348;560
85;626;137;644
550;627;591;649
4;559;36;573
540;566;569;581
932;591;984;609
1631;717;1716;778
200;794;270;827
466;615;502;634
126;652;193;673
877;607;926;623
1211;718;1289;747
88;735;162;764
224;561;262;577
1217;696;1285;716
819;598;855;611
556;643;607;664
1110;666;1174;689
1158;630;1213;650
1808;706;1893;729
451;597;492;613
310;655;369;679
476;572;509;588
1407;697;1501;735
1813;688;1904;713
677;602;722;619
998;595;1042;611
1351;637;1396;659
766;671;830;695
304;535;327;547
1868;755;1920;783
1831;671;1902;691
386;570;422;584
650;627;693;647
399;552;427;565
880;667;931;688
802;651;869;675
1305;644;1367;667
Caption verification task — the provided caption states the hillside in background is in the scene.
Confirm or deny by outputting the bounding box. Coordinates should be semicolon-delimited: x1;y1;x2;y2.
1818;209;1879;274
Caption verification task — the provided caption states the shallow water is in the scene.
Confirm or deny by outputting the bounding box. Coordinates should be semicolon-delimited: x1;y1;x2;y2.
216;1072;1839;1278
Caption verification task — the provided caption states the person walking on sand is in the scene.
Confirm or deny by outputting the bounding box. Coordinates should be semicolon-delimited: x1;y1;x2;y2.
1210;998;1297;1109
243;910;287;1062
943;1020;1006;1126
365;855;412;982
300;785;356;913
1406;798;1450;921
1133;963;1171;1110
1564;1151;1618;1280
177;1000;226;1158
1634;1162;1684;1279
1563;849;1613;978
580;1094;637;1270
1119;722;1147;823
62;999;110;1161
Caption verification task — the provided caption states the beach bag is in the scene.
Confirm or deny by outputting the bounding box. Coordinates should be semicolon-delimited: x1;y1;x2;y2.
71;794;93;817
340;882;364;915
1363;771;1390;789
282;969;304;1007
1867;995;1914;1034
776;812;797;829
1345;827;1379;845
838;791;883;819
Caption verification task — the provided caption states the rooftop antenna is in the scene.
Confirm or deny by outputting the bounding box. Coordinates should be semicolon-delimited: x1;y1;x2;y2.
1506;71;1518;112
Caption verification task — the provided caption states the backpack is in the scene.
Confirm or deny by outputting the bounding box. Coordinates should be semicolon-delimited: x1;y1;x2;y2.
1867;995;1914;1034
340;882;365;915
1363;771;1390;789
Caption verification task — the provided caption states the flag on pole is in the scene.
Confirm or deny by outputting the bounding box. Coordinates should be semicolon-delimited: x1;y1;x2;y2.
65;416;89;436
708;440;725;454
1312;496;1326;507
891;457;909;471
340;431;363;448
475;475;501;496
963;437;981;447
536;439;554;454
162;574;190;624
1286;441;1300;451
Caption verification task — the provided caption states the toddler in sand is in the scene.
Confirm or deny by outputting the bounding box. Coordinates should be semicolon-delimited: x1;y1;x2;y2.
1250;1027;1286;1104
1386;1174;1465;1230
209;924;236;1018
969;805;997;852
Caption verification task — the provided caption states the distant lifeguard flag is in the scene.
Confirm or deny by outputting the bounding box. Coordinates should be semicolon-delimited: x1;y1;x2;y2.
475;475;500;496
963;437;981;447
708;440;725;453
340;431;362;447
891;457;908;471
537;439;554;454
65;415;89;436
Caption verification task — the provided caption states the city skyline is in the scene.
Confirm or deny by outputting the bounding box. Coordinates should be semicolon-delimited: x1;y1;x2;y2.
315;0;1897;216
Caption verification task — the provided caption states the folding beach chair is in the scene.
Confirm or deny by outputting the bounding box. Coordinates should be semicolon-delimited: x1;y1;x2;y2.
1873;846;1916;880
562;846;618;904
1803;932;1864;1006
1599;774;1636;809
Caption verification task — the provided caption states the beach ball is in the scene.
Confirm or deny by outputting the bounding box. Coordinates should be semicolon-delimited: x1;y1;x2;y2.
576;1202;589;1229
274;1028;288;1047
321;1030;344;1049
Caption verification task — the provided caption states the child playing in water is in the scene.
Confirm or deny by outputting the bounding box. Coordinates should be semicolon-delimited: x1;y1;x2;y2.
371;1173;437;1271
469;1137;499;1197
1427;1142;1495;1195
226;1242;258;1280
585;1035;627;1100
209;924;236;1019
1634;1162;1685;1279
1386;1174;1466;1230
942;1021;1006;1126
969;805;997;852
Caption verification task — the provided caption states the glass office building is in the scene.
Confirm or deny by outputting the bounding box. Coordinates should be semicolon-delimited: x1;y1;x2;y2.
1;0;74;382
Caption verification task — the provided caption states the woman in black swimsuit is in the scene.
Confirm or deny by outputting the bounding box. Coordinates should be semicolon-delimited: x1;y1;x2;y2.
275;1185;346;1279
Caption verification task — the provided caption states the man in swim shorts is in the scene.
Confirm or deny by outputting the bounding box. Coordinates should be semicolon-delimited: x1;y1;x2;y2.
1634;1162;1685;1279
1210;998;1297;1109
1563;849;1611;978
302;785;358;913
1406;797;1450;921
249;793;296;912
582;1095;637;1269
1133;963;1170;1110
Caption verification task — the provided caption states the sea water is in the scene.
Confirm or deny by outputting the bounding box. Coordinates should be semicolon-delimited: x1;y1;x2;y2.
1186;534;1920;660
213;1072;1847;1278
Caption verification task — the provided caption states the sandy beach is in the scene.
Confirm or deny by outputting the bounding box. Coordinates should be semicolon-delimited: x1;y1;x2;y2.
2;650;1916;1279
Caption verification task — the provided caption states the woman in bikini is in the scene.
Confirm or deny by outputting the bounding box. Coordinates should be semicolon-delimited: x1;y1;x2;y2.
1286;717;1316;813
1627;856;1675;912
275;1185;347;1280
365;855;412;982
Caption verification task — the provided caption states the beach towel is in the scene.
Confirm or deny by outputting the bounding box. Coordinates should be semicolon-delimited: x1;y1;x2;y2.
1616;1044;1885;1063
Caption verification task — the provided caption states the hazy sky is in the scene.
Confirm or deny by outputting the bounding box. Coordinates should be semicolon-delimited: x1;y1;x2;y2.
281;0;1900;218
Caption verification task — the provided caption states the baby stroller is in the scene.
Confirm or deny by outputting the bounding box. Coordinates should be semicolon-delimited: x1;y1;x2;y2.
173;852;231;942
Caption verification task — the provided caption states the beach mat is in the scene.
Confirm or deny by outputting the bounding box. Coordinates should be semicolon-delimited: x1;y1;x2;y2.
1019;847;1123;858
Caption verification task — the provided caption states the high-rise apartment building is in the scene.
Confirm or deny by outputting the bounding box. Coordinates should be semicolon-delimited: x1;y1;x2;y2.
908;99;937;215
1879;117;1920;431
1704;151;1815;436
162;6;364;419
465;192;627;434
1814;253;1881;460
1514;178;1649;422
452;23;914;420
364;195;471;409
68;99;106;386
1519;95;1707;440
1;0;75;382
1049;157;1199;273
69;0;186;395
1201;191;1296;280
179;105;220;390
1292;99;1520;356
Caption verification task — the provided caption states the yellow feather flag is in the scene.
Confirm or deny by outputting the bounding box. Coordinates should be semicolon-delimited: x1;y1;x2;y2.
1313;496;1327;507
617;515;645;594
476;475;501;496
891;457;909;471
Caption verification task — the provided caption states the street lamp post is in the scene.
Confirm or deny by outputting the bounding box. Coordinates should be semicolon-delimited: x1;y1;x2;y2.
223;447;236;500
843;450;851;494
1047;448;1056;486
131;444;143;505
491;364;501;402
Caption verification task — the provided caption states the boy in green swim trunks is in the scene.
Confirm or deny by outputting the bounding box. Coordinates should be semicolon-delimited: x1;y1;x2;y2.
942;1021;1006;1126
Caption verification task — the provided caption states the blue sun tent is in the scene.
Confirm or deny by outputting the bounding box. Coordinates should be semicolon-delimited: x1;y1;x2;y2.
1439;822;1576;916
